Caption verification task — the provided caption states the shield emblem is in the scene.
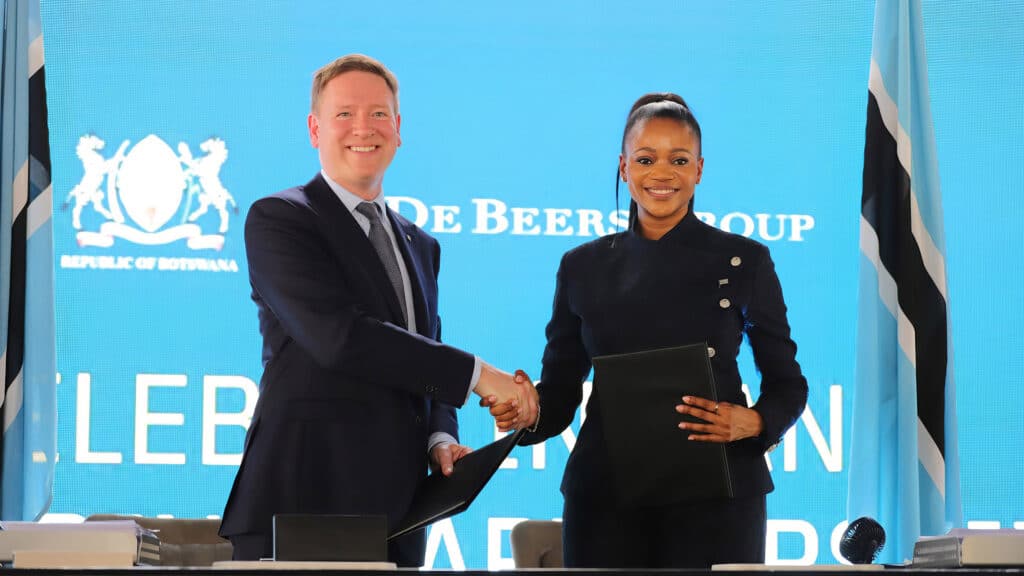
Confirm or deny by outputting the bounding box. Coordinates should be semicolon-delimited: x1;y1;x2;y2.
116;135;186;233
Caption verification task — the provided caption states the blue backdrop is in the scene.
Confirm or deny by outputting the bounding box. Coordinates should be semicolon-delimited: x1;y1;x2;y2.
39;0;1024;568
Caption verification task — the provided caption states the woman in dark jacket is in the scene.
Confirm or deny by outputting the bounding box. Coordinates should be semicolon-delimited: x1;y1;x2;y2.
516;93;808;568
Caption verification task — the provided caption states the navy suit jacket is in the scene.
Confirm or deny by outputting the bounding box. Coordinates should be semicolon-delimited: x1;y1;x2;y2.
220;174;475;564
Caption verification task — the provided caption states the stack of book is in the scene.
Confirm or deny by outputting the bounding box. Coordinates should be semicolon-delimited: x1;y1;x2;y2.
913;529;1024;567
0;519;159;568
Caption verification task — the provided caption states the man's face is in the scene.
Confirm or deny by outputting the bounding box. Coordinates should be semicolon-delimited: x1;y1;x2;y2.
308;71;401;200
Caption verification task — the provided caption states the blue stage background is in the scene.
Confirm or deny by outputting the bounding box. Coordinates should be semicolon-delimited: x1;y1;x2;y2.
38;0;1024;568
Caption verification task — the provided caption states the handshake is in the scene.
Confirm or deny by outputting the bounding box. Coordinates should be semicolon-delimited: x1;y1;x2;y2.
474;363;539;432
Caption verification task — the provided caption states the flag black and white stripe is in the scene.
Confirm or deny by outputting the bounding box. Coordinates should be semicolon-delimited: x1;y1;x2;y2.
1;0;56;521
848;0;961;564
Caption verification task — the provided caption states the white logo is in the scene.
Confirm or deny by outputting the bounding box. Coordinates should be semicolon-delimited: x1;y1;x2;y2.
64;134;236;250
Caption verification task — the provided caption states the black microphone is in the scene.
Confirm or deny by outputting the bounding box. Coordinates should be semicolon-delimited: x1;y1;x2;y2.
840;517;886;564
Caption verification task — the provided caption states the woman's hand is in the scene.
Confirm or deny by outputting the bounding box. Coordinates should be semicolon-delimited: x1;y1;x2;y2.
675;395;764;443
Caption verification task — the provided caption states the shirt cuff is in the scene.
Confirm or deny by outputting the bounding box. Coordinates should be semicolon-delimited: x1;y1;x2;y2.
465;356;482;404
428;432;458;454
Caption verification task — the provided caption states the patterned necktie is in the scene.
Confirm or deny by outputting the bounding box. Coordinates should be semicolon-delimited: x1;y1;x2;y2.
355;202;408;327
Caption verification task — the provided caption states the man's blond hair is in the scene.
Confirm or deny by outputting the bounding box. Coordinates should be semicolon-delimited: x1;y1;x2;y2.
310;54;399;114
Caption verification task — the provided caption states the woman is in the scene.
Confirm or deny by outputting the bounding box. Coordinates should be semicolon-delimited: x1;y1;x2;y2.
516;93;808;568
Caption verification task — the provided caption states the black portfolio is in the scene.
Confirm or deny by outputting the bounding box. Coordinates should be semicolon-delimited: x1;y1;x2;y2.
389;428;525;539
593;343;734;507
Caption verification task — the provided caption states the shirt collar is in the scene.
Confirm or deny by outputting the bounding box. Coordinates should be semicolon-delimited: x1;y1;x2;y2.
320;169;388;217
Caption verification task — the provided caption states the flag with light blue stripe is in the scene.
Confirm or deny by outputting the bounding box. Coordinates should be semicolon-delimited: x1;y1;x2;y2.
848;0;961;564
1;0;57;521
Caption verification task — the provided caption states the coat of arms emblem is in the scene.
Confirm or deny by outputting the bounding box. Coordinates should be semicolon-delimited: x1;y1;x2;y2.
65;134;236;250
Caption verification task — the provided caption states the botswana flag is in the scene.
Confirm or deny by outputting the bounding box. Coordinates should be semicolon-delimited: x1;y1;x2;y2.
847;0;961;564
1;0;57;520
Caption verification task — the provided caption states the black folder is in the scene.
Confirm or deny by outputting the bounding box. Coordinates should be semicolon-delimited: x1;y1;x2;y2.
389;428;525;539
593;343;734;507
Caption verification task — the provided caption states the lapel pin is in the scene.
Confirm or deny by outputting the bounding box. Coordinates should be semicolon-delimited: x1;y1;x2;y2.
405;234;412;242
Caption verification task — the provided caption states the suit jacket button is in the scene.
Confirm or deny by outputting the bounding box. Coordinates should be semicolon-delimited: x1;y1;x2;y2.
719;298;731;309
731;256;742;267
707;346;716;358
415;416;423;424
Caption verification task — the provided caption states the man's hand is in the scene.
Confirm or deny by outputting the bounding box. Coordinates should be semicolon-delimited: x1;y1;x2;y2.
478;368;539;432
430;442;473;476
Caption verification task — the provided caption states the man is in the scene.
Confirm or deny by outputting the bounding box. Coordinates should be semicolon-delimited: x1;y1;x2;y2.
219;54;537;566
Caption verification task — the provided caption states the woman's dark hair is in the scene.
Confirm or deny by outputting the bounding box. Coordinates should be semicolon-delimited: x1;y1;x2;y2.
616;93;702;229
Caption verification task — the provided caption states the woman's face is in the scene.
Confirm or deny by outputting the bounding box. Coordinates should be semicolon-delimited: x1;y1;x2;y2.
619;117;703;234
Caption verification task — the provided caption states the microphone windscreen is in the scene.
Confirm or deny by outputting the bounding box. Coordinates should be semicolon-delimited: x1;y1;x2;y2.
840;517;886;564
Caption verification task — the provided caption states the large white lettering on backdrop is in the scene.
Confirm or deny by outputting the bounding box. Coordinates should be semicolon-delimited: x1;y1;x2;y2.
64;371;852;563
386;196;815;241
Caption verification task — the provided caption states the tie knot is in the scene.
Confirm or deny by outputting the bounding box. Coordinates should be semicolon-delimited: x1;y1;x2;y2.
356;202;382;221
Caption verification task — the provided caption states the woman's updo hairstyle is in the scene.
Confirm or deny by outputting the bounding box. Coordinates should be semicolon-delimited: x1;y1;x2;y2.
620;93;701;153
616;93;702;229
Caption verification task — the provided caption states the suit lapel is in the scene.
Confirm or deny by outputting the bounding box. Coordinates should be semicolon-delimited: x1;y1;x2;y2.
304;174;407;327
387;208;430;337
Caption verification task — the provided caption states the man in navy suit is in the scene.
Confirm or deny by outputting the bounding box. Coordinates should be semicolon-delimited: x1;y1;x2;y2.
219;54;538;567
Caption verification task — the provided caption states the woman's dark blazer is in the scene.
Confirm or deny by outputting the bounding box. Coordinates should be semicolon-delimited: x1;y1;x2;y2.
521;210;808;503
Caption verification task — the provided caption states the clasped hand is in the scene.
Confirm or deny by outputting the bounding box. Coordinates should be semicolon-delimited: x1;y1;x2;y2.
675;395;764;443
474;365;538;432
